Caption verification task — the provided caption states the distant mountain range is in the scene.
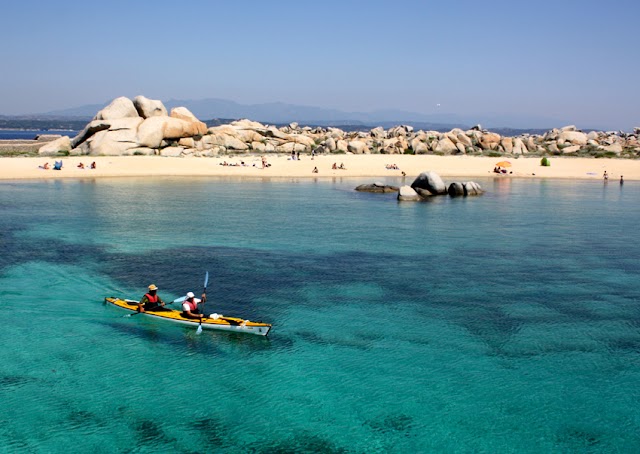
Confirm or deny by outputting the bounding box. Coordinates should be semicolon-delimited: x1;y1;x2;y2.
37;97;568;132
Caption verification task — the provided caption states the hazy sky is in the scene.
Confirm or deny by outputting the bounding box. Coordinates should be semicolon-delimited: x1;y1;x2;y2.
2;0;639;129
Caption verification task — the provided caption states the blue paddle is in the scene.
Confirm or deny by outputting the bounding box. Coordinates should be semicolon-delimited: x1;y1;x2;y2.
196;271;209;334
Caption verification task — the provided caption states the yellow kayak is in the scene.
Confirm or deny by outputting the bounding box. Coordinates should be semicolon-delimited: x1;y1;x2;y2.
105;297;272;336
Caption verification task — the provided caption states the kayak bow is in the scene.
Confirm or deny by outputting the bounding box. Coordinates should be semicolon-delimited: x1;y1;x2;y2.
105;297;272;336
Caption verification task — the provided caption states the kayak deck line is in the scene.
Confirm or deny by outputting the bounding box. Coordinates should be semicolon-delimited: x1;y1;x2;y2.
105;297;272;336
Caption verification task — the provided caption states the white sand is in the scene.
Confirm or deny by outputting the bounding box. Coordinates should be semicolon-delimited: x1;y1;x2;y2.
0;155;634;181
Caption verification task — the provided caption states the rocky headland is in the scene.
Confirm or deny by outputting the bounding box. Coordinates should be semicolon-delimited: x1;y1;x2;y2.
2;95;639;159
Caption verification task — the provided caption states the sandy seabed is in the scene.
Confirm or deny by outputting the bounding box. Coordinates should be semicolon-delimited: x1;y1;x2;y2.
0;154;636;181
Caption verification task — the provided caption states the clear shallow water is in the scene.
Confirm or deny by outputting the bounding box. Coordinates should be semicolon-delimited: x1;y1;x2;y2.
1;176;639;452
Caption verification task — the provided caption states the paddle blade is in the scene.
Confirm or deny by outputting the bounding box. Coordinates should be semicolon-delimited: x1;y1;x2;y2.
173;296;187;304
204;271;209;289
196;323;203;334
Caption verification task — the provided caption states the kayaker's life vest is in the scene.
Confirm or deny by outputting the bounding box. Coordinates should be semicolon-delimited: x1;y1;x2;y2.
144;293;159;304
184;299;198;312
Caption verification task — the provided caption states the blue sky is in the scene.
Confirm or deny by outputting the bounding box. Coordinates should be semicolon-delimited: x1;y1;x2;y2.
1;0;639;129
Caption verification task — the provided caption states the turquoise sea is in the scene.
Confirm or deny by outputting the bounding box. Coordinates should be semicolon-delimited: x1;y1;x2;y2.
1;175;639;453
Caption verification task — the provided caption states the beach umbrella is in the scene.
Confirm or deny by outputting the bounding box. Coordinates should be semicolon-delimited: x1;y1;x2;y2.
495;161;512;167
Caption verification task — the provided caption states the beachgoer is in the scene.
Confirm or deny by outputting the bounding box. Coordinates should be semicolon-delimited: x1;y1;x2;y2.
90;162;96;169
339;163;345;170
137;284;169;313
620;175;624;185
401;171;406;177
332;163;337;170
53;160;63;170
39;162;50;170
77;162;85;169
312;167;318;173
181;291;204;319
603;171;608;180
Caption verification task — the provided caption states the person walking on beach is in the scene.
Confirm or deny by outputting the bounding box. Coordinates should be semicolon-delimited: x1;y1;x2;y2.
137;284;169;312
620;175;624;185
603;171;608;181
181;291;205;319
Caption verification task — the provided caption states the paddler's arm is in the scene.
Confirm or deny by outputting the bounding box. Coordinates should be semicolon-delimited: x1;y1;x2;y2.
137;295;150;312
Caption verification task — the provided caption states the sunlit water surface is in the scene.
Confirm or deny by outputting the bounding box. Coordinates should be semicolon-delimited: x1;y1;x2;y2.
1;176;639;452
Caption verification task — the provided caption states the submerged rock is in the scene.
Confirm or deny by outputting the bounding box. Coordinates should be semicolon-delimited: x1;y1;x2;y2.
448;181;484;197
397;185;422;201
355;182;399;193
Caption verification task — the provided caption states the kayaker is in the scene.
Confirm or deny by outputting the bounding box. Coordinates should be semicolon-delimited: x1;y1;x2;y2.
182;291;206;319
137;284;169;312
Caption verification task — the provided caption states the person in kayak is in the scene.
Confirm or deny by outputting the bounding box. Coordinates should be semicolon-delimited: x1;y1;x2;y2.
137;284;169;312
181;291;206;319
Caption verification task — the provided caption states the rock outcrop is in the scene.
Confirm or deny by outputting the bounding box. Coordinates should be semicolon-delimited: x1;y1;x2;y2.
355;182;399;193
32;95;639;158
411;171;447;195
399;172;483;201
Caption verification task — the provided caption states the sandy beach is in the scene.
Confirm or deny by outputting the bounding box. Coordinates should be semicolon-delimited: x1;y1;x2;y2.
0;154;636;181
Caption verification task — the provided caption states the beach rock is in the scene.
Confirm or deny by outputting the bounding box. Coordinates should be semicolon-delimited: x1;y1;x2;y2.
411;171;447;195
160;146;185;157
289;134;315;149
599;143;623;154
562;145;581;154
170;107;199;123
133;95;167;118
546;142;560;153
397;185;422;201
448;181;483;196
137;116;167;148
480;133;501;149
278;142;306;153
348;140;369;154
178;137;195;148
413;142;430;154
448;182;465;196
370;127;386;139
433;137;457;154
501;137;513;153
463;181;483;195
355;183;399;193
210;133;249;150
456;133;473;147
86;117;143;155
414;188;434;198
558;131;587;146
336;140;349;153
38;136;71;156
140;116;208;148
71;120;111;148
513;138;528;154
94;96;139;120
35;134;63;141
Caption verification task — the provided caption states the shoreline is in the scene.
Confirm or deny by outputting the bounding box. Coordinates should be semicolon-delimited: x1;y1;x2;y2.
0;155;635;181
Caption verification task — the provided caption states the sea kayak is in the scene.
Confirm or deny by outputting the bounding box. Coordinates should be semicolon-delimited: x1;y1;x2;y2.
105;297;272;336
